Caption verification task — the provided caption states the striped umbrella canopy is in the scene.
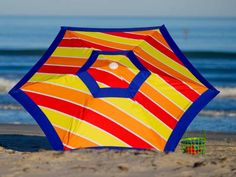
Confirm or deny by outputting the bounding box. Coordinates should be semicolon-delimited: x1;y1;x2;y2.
9;26;219;152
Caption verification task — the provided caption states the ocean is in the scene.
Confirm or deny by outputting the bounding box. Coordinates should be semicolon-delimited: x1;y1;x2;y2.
0;16;235;132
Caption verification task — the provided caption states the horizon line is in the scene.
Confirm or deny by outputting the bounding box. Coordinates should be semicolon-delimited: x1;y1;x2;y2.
0;15;236;19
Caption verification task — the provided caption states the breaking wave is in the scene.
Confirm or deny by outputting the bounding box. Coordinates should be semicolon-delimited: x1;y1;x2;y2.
0;77;17;93
0;103;235;119
199;110;236;118
0;78;235;119
0;104;22;110
217;87;236;98
0;77;236;98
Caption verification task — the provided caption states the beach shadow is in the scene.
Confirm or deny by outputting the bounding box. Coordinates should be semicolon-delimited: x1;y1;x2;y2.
0;134;52;152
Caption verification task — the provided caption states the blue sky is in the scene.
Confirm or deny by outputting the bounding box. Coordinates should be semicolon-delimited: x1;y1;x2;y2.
1;0;236;17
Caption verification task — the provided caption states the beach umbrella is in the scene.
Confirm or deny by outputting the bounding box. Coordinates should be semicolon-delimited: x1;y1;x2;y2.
9;26;219;152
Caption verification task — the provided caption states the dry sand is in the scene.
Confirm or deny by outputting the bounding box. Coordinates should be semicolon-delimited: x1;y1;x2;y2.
0;124;235;177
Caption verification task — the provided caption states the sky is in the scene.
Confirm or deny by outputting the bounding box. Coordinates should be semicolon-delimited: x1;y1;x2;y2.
0;0;236;17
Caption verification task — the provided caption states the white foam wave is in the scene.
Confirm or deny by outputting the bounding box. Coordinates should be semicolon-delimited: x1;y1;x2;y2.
1;102;235;118
0;77;236;99
200;110;236;117
0;77;17;93
0;104;22;110
217;87;236;98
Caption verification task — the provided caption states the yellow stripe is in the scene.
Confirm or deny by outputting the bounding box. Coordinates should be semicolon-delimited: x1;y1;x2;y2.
73;31;202;85
96;55;192;109
75;31;141;46
92;56;191;109
52;47;93;58
29;73;172;140
23;82;165;150
29;73;90;92
102;97;171;139
29;72;190;112
49;43;197;105
41;53;191;111
46;48;192;109
40;106;129;147
137;42;202;84
146;74;191;109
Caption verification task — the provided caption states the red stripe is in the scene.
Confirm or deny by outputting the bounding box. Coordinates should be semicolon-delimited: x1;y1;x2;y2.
106;32;147;40
136;56;199;102
87;68;177;129
145;37;183;65
39;63;199;102
134;93;177;129
88;68;129;88
24;91;155;149
60;35;182;66
36;63;192;127
58;36;198;101
59;39;117;51
38;65;79;74
105;32;183;65
64;146;72;150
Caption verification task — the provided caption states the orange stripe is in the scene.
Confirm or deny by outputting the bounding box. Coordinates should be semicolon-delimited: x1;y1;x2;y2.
94;63;184;119
54;126;98;148
130;31;206;93
45;56;87;66
42;58;185;118
62;32;203;92
185;82;208;94
65;29;171;54
72;32;134;50
45;56;129;73
129;30;155;35
152;31;171;49
22;82;166;150
134;47;204;89
43;57;184;117
140;83;183;119
43;56;206;115
128;30;170;49
64;31;78;38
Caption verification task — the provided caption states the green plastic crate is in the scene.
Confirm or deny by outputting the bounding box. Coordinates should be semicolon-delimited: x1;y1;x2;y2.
180;132;206;155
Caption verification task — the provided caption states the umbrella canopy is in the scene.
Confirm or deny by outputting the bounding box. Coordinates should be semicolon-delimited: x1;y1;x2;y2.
9;26;219;151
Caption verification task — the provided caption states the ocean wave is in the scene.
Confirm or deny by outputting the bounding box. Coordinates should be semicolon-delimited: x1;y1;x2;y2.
0;78;17;93
0;77;236;97
199;110;236;118
217;87;236;98
0;104;22;110
0;102;235;119
0;49;236;58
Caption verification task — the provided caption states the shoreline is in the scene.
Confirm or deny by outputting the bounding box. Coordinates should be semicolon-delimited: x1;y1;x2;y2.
0;123;235;152
1;123;235;138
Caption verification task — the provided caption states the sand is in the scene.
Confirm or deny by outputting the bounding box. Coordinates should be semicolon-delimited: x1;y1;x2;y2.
0;124;235;177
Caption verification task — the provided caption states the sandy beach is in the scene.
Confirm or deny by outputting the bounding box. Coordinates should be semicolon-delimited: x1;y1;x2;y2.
0;124;235;177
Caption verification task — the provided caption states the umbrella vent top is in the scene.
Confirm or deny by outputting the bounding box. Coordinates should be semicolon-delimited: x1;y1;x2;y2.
77;50;151;98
